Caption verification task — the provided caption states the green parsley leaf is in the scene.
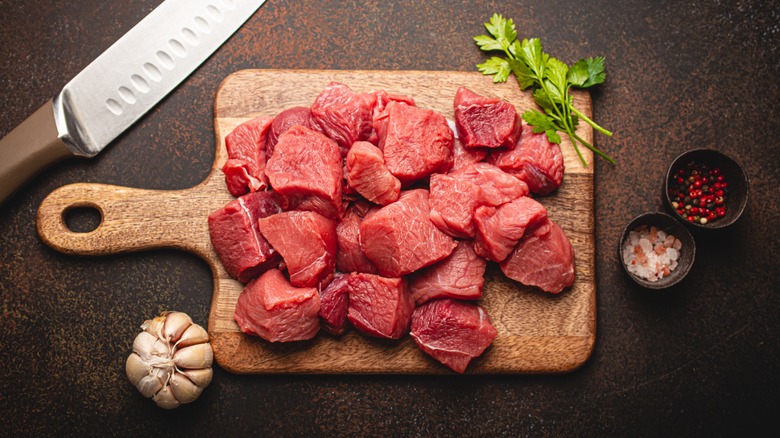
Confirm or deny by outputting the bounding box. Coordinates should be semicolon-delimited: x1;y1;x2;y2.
473;35;503;52
580;56;606;88
473;14;614;165
519;38;545;74
532;88;556;115
484;14;517;50
509;58;535;90
567;59;590;87
476;57;512;83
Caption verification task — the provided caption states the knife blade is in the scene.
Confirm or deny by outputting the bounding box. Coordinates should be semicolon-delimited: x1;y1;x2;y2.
0;0;266;204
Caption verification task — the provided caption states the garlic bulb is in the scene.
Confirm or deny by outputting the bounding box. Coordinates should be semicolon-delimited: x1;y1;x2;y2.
126;311;213;409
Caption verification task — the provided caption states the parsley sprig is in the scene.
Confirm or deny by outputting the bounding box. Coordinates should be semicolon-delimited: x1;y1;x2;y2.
474;13;615;166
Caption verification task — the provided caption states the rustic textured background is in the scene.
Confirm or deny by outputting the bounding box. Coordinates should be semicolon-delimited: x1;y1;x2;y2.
1;0;778;435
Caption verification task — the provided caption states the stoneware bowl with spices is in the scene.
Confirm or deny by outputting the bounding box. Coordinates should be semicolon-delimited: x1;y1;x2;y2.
619;212;696;289
663;148;749;231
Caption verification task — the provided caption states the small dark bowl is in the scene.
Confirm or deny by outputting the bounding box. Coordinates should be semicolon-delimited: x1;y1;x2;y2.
618;212;696;289
663;149;749;231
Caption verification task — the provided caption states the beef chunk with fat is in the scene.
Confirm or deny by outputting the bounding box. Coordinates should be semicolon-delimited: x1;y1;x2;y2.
207;191;281;283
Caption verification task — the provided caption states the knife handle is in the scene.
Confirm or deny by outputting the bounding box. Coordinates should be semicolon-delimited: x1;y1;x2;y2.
0;99;73;204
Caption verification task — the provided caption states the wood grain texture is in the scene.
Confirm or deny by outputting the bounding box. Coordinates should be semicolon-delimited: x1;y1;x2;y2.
37;69;595;374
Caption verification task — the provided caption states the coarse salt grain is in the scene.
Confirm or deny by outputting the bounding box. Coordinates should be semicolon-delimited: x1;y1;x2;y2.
622;225;682;282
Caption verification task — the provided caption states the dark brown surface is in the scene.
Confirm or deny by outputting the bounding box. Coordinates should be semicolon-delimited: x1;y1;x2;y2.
1;0;778;435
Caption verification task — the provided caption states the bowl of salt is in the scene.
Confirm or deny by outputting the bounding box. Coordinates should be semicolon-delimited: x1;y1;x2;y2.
619;212;696;289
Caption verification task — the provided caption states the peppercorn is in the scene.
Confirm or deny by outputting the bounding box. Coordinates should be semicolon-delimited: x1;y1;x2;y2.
669;161;728;225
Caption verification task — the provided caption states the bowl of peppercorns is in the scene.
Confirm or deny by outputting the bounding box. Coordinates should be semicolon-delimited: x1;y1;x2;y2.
663;149;749;230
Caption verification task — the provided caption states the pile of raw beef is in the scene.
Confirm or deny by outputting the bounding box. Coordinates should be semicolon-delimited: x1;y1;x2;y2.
208;82;576;373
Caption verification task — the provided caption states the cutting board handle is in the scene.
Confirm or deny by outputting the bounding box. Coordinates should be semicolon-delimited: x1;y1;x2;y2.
36;182;222;260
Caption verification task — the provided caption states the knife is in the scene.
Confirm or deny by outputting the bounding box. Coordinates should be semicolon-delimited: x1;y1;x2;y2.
0;0;267;204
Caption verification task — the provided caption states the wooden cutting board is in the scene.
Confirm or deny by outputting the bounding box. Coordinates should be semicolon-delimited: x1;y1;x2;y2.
37;69;595;374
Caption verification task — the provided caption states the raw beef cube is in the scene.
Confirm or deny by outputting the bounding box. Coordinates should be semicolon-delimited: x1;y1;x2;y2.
409;241;486;305
267;106;313;157
347;273;413;339
369;90;416;144
453;86;521;149
410;299;497;374
319;273;350;336
451;134;488;172
222;116;274;196
265;124;344;219
258;210;337;288
500;219;576;294
488;124;564;195
207;191;281;283
372;90;416;118
345;141;401;205
335;206;378;274
428;173;483;238
233;268;321;343
379;101;454;184
473;196;548;262
360;189;457;277
450;162;529;207
310;82;375;155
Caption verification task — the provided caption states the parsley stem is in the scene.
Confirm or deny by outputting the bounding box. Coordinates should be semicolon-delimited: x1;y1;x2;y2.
571;106;613;137
572;132;616;165
566;131;587;166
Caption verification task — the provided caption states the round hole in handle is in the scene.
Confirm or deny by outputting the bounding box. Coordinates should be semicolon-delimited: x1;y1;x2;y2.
63;204;103;233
